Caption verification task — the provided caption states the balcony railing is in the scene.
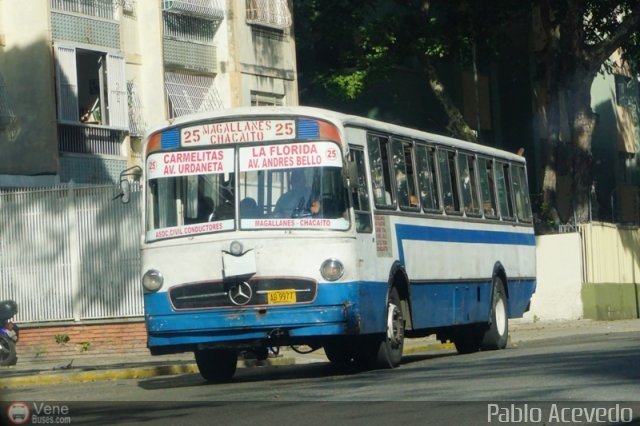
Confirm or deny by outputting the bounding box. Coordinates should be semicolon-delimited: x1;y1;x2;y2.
51;0;117;20
58;124;125;156
163;12;217;44
246;0;291;30
162;0;225;21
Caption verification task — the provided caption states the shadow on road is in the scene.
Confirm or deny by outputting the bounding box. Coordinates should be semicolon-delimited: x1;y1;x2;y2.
138;352;454;391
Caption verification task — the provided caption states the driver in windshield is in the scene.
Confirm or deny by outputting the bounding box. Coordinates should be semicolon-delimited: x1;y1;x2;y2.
274;169;314;217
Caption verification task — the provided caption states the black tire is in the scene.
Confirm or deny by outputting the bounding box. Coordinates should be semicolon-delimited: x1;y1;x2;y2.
194;348;238;382
0;335;17;366
453;325;483;354
481;278;509;350
324;338;358;366
253;347;268;361
361;287;405;369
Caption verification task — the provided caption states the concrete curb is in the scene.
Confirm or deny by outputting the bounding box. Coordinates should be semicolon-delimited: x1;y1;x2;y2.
1;364;200;388
1;343;453;389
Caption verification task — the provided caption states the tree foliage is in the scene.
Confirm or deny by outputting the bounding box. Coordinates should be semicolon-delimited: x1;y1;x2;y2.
532;0;640;224
294;0;640;225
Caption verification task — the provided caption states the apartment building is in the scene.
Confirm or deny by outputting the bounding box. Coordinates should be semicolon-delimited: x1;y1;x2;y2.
0;0;298;187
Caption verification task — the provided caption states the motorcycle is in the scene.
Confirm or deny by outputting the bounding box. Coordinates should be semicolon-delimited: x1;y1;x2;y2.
0;299;19;366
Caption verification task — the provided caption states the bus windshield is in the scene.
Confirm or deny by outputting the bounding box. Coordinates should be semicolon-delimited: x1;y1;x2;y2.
145;140;349;241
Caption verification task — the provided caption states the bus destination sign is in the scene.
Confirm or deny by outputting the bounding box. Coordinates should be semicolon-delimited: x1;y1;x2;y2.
181;119;296;146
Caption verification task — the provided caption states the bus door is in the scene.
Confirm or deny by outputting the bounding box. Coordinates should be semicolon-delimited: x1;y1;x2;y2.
348;146;376;281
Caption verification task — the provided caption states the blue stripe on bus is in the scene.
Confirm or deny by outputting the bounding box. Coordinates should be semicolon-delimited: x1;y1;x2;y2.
143;277;536;349
161;128;180;149
395;223;536;266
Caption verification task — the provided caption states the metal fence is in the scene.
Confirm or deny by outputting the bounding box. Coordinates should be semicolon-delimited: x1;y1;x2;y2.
577;222;640;285
0;184;143;324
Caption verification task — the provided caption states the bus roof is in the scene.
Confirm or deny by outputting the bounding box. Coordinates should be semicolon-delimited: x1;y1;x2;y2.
147;106;527;164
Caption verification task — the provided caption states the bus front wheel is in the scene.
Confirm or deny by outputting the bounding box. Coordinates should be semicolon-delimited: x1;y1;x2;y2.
363;286;405;369
194;348;238;382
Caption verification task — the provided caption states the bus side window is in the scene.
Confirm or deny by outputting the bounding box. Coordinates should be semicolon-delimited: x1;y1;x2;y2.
457;153;480;216
367;134;393;208
438;149;460;213
416;144;440;211
495;161;515;220
477;157;498;218
349;147;373;232
512;165;533;222
392;138;419;211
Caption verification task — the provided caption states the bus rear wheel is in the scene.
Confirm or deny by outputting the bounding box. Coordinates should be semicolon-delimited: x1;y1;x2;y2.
194;348;238;382
481;278;508;350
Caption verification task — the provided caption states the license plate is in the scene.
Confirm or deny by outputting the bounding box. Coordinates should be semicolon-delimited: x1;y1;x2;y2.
267;289;296;304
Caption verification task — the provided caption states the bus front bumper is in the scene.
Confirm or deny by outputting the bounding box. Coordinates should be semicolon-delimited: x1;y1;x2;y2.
143;282;387;352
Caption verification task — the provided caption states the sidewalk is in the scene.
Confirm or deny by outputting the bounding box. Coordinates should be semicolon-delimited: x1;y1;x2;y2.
1;319;639;389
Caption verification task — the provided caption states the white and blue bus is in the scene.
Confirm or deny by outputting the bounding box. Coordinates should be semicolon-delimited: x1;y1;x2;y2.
128;106;536;381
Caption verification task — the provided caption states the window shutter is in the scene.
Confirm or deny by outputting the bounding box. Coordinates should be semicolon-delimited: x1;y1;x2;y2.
55;44;79;123
106;52;129;129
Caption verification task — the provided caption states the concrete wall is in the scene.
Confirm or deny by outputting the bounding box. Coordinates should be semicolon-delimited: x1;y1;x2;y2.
523;225;640;322
523;233;584;321
228;0;298;107
0;1;300;185
0;0;59;182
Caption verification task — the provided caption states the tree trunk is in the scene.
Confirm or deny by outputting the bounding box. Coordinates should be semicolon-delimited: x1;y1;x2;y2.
568;82;596;223
422;60;478;143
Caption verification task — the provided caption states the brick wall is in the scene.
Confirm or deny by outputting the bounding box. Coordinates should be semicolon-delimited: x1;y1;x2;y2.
15;321;149;361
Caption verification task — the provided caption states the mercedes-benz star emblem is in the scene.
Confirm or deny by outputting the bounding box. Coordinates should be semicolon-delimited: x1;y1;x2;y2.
228;281;252;306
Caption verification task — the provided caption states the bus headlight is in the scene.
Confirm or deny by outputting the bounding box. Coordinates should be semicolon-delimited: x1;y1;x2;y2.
142;269;164;292
320;259;344;281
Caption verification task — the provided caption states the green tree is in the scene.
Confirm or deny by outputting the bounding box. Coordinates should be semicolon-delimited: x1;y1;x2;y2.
531;0;640;223
294;0;640;224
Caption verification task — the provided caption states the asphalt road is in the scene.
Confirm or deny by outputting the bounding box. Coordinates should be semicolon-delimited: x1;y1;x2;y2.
2;330;639;425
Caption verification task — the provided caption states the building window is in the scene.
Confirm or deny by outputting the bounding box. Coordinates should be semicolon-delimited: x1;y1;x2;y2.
165;71;223;118
250;91;284;106
246;0;292;30
54;44;129;129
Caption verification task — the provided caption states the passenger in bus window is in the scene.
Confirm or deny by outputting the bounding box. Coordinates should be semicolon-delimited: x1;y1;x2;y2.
197;196;215;222
274;169;311;217
310;199;321;216
240;197;259;218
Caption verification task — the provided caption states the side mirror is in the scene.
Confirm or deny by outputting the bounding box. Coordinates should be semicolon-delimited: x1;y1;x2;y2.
116;166;142;204
119;179;132;204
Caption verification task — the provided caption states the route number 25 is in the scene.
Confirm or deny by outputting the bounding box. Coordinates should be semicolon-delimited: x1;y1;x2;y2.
183;129;202;144
275;122;294;136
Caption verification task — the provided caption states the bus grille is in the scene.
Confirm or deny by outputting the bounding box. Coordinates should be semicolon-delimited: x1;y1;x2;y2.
169;278;317;309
